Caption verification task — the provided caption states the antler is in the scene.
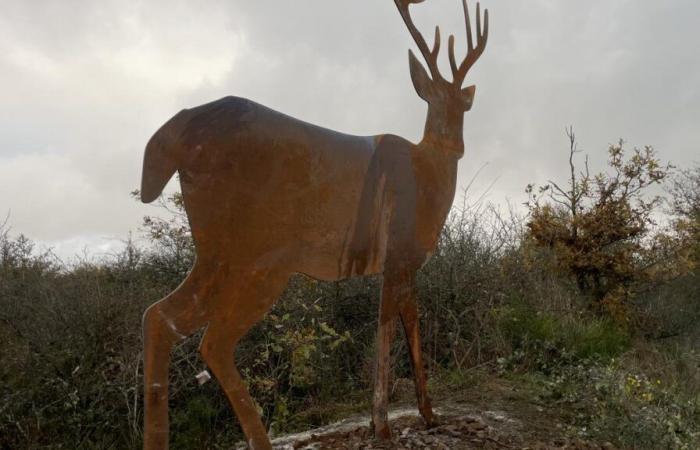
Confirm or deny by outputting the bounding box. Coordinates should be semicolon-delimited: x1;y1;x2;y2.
448;0;488;87
394;0;444;81
395;0;488;87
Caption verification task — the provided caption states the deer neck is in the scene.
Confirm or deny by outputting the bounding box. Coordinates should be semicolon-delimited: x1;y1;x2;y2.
411;109;462;258
412;107;462;202
419;105;465;159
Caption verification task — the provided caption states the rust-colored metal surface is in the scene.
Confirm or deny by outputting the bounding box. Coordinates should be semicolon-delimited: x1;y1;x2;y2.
141;1;488;448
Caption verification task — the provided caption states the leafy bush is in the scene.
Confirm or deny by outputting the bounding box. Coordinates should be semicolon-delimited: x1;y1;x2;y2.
525;129;672;319
1;156;698;448
563;319;630;360
531;354;700;449
494;301;629;372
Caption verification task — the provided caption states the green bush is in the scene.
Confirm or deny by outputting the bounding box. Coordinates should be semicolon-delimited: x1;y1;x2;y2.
495;301;630;371
1;190;697;448
495;303;559;346
531;356;700;449
563;318;630;360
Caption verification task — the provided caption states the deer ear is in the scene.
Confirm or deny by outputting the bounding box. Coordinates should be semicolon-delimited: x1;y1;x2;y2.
408;50;434;102
461;84;476;110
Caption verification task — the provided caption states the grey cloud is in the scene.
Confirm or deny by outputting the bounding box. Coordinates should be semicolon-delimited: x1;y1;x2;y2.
0;0;698;259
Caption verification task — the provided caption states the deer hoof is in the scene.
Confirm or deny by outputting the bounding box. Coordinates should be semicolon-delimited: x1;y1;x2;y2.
371;420;392;440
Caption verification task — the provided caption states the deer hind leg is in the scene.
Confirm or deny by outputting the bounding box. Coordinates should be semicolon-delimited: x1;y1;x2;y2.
142;265;213;450
199;271;289;450
372;270;436;440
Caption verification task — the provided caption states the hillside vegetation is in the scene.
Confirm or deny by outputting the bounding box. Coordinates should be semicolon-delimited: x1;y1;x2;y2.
1;140;698;449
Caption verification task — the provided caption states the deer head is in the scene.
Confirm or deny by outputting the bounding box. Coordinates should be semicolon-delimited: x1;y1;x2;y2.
395;0;488;156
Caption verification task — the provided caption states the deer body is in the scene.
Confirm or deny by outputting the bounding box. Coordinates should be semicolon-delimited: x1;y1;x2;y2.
144;95;457;280
141;2;487;449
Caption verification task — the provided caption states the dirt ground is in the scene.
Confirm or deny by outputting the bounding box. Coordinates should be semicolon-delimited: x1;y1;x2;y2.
265;377;619;450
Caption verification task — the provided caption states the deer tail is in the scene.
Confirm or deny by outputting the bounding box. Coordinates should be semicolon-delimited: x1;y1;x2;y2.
140;110;187;204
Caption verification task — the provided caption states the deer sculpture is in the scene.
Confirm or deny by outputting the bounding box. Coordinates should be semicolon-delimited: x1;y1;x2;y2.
141;0;488;448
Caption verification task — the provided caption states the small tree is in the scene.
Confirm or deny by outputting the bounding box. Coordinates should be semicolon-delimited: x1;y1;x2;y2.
130;189;194;282
525;128;671;320
668;164;700;269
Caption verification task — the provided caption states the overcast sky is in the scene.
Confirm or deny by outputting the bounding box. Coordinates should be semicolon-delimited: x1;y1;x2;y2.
1;0;698;261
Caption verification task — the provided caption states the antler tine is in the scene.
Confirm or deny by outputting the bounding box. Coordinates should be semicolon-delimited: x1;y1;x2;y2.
451;0;489;87
475;2;481;47
464;0;473;51
448;35;458;75
395;0;443;80
432;26;441;57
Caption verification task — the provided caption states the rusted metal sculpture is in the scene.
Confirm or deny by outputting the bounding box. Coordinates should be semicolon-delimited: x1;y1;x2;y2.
140;1;488;448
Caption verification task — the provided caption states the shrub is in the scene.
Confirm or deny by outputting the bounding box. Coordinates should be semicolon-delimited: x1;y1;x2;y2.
525;129;672;319
494;301;629;372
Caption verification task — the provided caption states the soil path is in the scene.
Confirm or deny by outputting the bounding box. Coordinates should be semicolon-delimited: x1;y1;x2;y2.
267;403;616;449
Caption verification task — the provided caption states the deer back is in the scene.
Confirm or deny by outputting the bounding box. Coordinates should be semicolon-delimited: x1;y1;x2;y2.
142;96;429;279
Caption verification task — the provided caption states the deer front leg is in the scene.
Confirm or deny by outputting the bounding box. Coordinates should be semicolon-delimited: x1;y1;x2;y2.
200;322;271;450
371;275;403;440
198;270;289;450
399;294;436;427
